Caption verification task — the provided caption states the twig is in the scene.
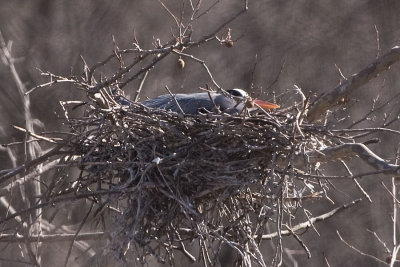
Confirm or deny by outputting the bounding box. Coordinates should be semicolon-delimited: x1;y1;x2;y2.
390;146;400;267
63;203;93;267
308;46;400;122
192;0;248;45
381;181;400;204
261;199;361;239
337;230;387;265
12;125;58;144
134;70;149;102
348;91;400;129
118;51;171;89
0;232;106;242
0;159;60;196
25;77;77;95
157;0;181;28
366;229;391;255
0;31;43;264
0;145;64;186
331;127;400;136
191;1;220;22
285;227;311;259
172;49;222;90
340;160;372;203
294;169;399;180
307;143;400;175
164;85;185;114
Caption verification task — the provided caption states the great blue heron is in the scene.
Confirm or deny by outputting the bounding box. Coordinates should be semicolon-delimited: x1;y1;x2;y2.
140;89;279;115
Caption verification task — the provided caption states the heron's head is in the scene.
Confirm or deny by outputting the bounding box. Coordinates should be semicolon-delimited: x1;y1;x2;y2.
227;88;249;99
227;88;280;110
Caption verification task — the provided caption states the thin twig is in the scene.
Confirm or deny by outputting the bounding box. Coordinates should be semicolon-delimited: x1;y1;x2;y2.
261;199;361;239
134;70;149;102
308;46;400;122
0;232;106;242
337;230;387;265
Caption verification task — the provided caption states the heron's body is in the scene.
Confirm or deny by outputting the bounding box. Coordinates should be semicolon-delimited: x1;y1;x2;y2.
142;89;279;115
117;89;279;115
142;92;245;115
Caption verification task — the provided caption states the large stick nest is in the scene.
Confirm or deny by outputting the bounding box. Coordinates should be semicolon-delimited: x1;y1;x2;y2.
52;93;329;264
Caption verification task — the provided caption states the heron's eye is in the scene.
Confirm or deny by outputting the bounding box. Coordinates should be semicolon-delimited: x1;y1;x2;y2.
228;89;248;98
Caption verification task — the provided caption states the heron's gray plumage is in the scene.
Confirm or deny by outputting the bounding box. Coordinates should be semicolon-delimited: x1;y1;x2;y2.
142;91;245;115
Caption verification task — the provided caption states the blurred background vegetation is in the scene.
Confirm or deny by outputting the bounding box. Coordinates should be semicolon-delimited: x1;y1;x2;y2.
1;1;400;266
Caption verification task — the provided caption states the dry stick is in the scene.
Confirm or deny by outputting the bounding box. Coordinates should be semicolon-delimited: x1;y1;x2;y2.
349;91;400;129
118;51;171;89
284;227;311;259
366;229;391;255
0;32;42;265
295;169;399;180
87;48;137;83
0;186;153;225
249;54;258;91
336;230;387;265
157;0;180;28
390;246;400;267
164;85;185;114
39;218;95;256
174;230;196;262
0;145;64;186
307;46;400;122
63;203;93;267
0;159;60;196
0;197;38;265
28;0;247;98
84;0;246;97
25;78;77;95
307;143;400;175
272;196;284;266
381;181;400;204
191;0;220;21
134;70;149;102
261;199;361;240
172;50;222;90
330;127;400;136
87;44;176;95
389;146;400;267
88;53;148;94
0;232;106;243
193;0;248;45
12;125;58;144
339;159;372;203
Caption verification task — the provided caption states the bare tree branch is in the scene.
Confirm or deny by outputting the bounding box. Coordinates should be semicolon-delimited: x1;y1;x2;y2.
0;145;63;186
337;230;388;265
261;199;361;239
0;232;106;243
307;143;400;176
308;46;400;122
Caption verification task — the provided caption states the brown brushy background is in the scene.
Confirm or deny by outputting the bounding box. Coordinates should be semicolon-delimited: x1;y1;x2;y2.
1;1;400;266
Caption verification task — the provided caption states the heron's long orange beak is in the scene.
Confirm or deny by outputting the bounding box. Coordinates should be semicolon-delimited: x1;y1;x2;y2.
253;99;280;109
